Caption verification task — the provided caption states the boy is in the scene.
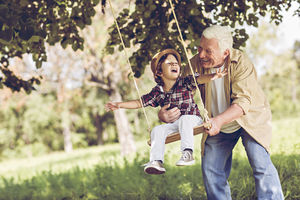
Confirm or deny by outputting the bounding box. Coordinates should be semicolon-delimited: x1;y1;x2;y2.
105;49;227;175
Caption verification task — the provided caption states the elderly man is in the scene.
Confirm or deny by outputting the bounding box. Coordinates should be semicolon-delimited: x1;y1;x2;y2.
159;25;284;200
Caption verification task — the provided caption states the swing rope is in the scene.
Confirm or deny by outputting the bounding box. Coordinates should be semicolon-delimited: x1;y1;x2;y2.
107;0;211;142
107;0;151;132
168;0;210;123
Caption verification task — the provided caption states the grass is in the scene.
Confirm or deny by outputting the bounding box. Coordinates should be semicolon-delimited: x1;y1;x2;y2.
0;117;299;199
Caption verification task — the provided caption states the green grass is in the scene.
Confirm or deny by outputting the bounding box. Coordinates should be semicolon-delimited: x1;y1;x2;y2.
0;117;299;199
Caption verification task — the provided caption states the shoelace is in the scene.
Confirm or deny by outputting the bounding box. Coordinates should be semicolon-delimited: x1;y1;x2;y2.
182;151;191;160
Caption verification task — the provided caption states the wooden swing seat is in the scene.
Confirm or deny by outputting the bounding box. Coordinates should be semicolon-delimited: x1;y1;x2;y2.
147;123;210;146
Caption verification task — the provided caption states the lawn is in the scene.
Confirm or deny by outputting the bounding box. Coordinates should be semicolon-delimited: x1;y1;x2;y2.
0;117;299;199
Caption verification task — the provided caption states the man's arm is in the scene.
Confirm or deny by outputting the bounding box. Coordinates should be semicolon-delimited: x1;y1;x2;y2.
158;104;181;123
205;104;243;136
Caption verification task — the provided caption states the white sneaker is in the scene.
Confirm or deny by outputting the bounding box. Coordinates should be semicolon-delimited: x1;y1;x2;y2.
144;160;166;175
176;150;195;166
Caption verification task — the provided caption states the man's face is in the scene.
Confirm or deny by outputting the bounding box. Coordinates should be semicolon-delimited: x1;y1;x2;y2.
198;36;227;69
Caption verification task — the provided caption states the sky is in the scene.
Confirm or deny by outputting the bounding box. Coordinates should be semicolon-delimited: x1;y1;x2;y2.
248;3;300;51
272;4;300;50
243;3;300;75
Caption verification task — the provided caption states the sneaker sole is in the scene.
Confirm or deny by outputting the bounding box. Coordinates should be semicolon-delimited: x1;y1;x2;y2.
176;160;195;166
144;166;165;175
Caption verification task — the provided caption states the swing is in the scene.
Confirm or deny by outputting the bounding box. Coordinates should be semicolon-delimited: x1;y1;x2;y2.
108;0;211;146
148;123;210;146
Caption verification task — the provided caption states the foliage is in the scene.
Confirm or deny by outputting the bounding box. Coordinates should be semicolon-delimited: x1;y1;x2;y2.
244;21;300;119
105;0;300;78
0;92;62;157
0;84;127;158
0;0;100;92
71;86;117;145
260;45;300;119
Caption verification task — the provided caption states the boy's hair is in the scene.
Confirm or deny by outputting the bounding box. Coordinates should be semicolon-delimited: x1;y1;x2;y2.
150;49;181;85
202;25;233;54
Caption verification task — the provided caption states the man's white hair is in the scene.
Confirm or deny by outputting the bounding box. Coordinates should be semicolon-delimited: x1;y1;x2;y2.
202;25;233;54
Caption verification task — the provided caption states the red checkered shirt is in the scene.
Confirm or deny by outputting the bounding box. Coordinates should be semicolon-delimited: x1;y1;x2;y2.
141;75;201;117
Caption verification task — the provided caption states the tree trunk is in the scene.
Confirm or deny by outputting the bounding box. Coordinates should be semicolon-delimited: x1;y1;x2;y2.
291;70;297;103
95;114;104;145
62;102;73;153
110;88;136;156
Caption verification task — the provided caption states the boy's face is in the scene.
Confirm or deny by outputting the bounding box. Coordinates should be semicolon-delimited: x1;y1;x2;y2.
160;54;180;81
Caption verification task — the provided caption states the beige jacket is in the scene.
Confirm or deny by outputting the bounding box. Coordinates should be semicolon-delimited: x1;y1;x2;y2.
185;49;272;154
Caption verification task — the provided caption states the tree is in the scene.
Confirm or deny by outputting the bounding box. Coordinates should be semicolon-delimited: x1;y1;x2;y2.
244;21;300;118
0;0;99;92
81;5;137;155
104;0;300;77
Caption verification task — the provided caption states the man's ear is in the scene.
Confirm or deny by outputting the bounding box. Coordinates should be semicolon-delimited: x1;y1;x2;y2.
223;49;230;59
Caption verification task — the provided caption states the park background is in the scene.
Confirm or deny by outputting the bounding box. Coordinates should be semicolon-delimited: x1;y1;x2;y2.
0;0;299;199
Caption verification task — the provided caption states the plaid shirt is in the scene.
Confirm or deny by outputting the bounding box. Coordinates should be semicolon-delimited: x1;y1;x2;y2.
141;75;201;117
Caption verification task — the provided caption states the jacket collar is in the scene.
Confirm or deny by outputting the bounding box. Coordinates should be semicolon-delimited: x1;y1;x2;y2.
229;48;240;63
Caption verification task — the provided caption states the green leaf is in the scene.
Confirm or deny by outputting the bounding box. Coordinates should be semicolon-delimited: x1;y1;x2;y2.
0;27;13;41
75;19;85;29
28;35;41;43
106;46;114;54
19;25;35;41
61;37;69;49
85;17;92;26
20;0;29;7
0;5;8;19
36;60;42;69
89;8;96;17
93;0;100;5
72;42;79;51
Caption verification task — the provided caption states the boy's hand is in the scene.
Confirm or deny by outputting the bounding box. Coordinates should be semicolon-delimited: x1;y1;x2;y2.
105;102;120;111
211;67;228;80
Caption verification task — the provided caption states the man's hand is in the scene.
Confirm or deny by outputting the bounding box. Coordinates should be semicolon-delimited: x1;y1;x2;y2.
158;104;181;123
205;117;222;136
205;104;243;136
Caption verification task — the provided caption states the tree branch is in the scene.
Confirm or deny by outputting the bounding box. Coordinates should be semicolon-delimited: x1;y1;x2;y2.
84;80;110;92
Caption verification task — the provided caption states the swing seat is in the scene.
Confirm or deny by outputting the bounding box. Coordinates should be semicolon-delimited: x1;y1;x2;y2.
147;122;210;146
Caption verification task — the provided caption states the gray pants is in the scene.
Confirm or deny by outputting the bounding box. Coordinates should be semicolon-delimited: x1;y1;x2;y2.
150;115;203;162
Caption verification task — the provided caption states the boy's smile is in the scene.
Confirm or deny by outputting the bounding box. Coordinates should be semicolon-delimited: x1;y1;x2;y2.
161;55;180;80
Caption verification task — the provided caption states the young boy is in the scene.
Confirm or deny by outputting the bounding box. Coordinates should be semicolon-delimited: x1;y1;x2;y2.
105;49;227;175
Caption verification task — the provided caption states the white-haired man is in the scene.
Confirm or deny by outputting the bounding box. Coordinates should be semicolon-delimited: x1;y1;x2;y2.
158;25;284;199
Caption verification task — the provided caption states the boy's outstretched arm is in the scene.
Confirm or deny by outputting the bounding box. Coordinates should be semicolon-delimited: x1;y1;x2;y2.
105;100;142;111
196;67;228;84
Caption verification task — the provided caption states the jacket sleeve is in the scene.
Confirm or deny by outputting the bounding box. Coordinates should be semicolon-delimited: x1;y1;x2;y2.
230;53;257;115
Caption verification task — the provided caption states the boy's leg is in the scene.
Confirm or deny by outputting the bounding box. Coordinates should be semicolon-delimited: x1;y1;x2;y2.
241;130;284;200
150;120;179;162
201;130;241;200
178;115;203;152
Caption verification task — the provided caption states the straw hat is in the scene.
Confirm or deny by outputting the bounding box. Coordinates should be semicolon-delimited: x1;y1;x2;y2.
150;49;181;77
